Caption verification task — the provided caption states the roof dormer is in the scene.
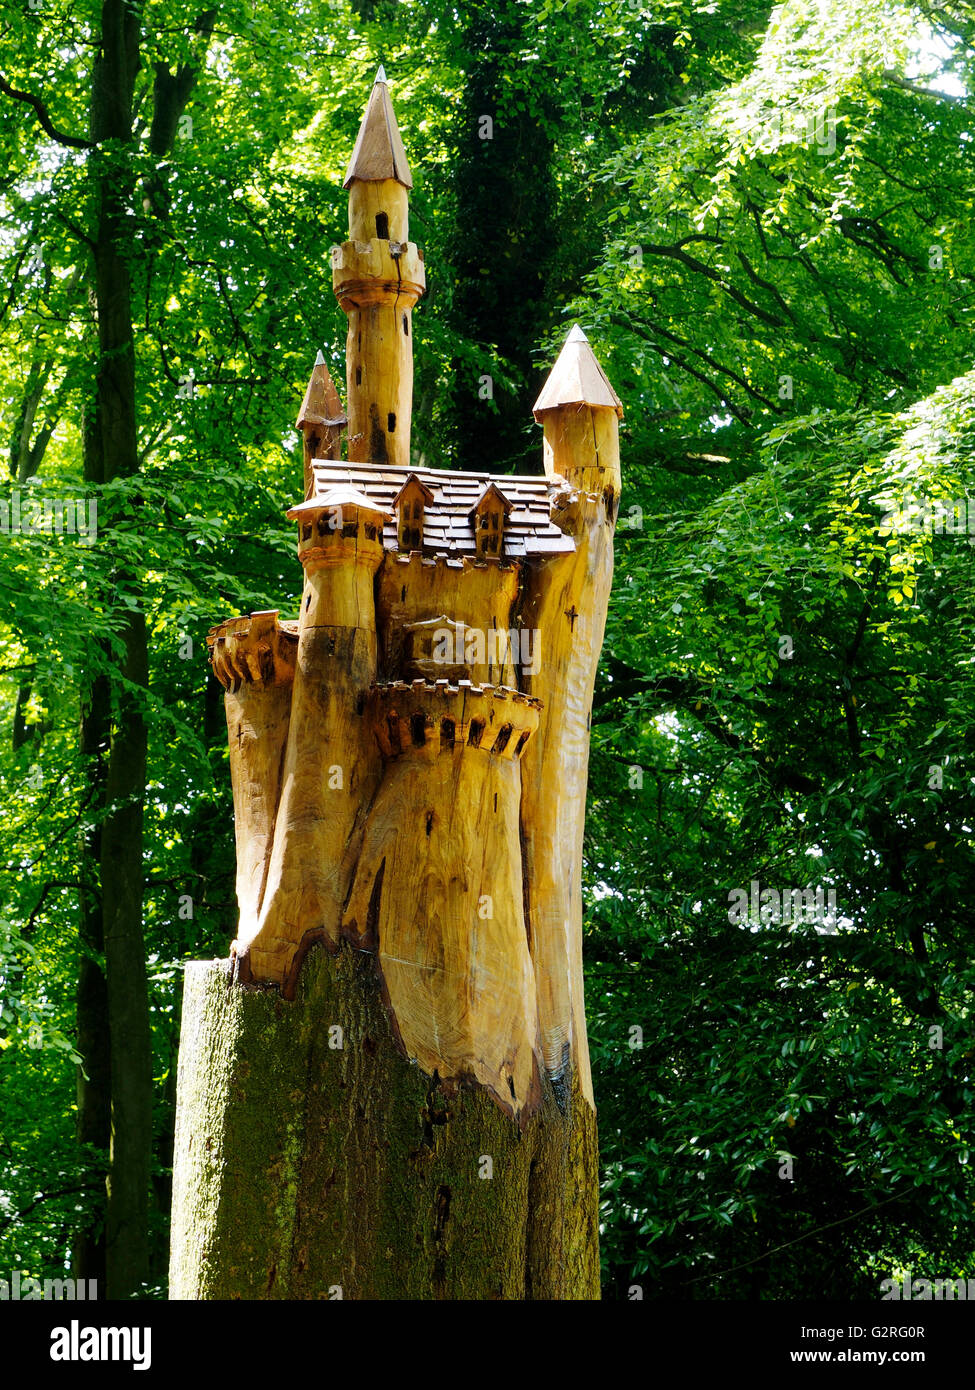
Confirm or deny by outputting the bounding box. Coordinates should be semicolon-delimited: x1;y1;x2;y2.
393;473;435;552
469;482;513;559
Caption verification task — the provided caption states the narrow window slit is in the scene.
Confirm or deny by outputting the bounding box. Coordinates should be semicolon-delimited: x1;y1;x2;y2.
468;718;485;748
376;212;389;239
387;412;396;433
441;718;455;750
410;713;426;747
491;725;512;754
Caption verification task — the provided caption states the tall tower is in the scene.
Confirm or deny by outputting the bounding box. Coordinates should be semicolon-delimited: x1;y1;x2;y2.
332;67;426;467
520;324;623;1104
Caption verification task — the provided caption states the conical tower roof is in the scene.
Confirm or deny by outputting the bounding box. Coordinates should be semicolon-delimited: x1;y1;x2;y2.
532;324;623;419
287;486;392;521
296;351;344;430
343;68;413;190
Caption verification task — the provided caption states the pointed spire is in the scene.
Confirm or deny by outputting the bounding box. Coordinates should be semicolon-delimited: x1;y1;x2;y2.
344;68;413;189
296;352;344;431
297;354;347;500
532;324;623;419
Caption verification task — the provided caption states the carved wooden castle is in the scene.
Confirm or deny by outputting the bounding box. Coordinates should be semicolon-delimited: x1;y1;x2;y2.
206;70;622;1116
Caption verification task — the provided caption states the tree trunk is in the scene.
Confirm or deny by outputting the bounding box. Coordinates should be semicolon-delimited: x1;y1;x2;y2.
100;610;152;1299
76;0;211;1299
82;0;151;1300
444;1;559;476
73;670;112;1288
170;948;599;1300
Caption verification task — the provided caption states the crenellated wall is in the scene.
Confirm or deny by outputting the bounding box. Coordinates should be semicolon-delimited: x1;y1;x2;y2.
376;551;524;688
344;682;542;1113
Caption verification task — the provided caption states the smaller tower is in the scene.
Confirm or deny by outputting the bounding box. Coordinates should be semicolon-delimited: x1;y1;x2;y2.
296;352;346;500
287;486;390;632
332;69;426;468
532;324;623;505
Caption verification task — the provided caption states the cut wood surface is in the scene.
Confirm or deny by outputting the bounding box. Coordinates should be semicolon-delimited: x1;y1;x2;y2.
204;358;620;1111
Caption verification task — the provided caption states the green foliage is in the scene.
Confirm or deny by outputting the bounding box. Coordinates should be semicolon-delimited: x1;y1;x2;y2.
580;0;975;1297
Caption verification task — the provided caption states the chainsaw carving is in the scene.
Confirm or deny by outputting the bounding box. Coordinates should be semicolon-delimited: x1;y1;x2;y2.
206;68;622;1118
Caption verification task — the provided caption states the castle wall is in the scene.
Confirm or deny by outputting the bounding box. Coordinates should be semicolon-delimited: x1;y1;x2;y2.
343;684;541;1113
376;552;523;688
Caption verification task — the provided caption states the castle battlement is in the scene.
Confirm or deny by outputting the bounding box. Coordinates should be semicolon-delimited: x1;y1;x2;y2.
389;550;519;573
331;239;425;310
370;678;540;761
207;610;298;691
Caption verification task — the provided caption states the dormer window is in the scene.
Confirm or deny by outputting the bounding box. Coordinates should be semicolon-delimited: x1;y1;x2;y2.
469;482;513;560
401;498;422;548
392;473;435;553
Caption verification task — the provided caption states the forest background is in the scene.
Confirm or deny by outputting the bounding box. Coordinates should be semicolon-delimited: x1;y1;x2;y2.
1;0;974;1300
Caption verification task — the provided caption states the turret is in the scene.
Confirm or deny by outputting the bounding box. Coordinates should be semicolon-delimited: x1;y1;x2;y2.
344;65;411;243
332;68;426;468
532;324;623;506
296;351;346;500
287;485;389;633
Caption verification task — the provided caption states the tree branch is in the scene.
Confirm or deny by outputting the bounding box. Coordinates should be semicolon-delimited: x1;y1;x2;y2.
882;69;970;104
0;74;91;149
0;1184;102;1235
594;657;819;795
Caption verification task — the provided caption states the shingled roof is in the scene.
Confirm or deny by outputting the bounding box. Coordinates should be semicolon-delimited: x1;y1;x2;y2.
307;461;575;559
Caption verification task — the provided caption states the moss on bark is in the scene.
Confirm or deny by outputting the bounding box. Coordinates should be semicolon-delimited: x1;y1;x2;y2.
170;945;599;1299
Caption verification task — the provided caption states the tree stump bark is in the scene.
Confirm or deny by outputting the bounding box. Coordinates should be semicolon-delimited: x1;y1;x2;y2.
169;948;598;1299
